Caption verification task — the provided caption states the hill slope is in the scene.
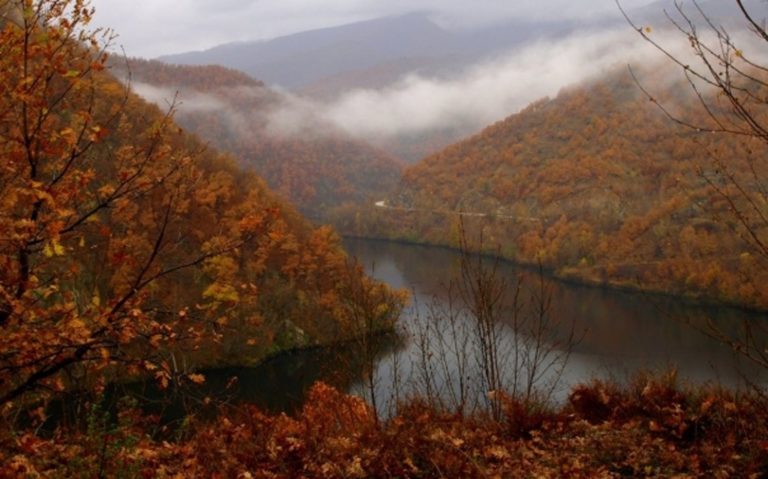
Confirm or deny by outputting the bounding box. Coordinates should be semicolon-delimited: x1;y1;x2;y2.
121;59;403;221
0;6;401;406
348;66;768;308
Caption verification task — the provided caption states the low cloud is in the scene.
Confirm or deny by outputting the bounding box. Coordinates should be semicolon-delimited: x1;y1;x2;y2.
130;81;341;142
305;28;684;140
262;92;340;139
130;25;762;156
306;26;765;143
132;82;227;113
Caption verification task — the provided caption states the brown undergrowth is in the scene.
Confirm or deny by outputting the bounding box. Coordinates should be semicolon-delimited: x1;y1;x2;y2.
2;373;767;478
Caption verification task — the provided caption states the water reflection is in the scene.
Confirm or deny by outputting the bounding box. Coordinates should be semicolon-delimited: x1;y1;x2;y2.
49;239;768;426
343;238;768;404
44;337;403;431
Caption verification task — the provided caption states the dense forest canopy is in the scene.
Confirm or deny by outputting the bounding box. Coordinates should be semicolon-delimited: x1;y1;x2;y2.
0;0;402;408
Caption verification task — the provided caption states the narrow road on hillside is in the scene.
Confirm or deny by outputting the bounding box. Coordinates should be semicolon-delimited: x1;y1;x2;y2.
374;200;542;223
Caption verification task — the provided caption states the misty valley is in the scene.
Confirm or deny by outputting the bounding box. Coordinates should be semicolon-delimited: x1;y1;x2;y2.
4;0;768;476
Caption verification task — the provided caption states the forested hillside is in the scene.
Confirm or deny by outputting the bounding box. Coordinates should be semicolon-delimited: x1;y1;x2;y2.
0;2;401;408
121;59;403;220
345;65;768;308
6;1;768;476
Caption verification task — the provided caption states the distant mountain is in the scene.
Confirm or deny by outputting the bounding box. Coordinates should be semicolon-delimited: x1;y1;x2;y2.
159;2;763;96
156;3;765;168
121;59;402;220
159;12;578;96
160;13;455;91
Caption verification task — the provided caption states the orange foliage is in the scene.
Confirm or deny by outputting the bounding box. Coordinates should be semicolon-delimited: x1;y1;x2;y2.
354;66;768;308
121;58;403;219
0;0;402;408
2;379;767;477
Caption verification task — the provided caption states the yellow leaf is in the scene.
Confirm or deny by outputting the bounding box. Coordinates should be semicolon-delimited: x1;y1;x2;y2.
203;283;240;303
53;241;65;256
149;334;163;348
69;318;86;330
156;371;169;389
91;293;100;307
187;373;205;385
485;445;510;460
143;361;158;371
43;244;54;257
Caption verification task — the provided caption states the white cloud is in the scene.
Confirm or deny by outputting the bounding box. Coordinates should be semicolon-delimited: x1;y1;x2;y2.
131;82;226;113
127;13;768;166
129;25;745;151
311;28;681;140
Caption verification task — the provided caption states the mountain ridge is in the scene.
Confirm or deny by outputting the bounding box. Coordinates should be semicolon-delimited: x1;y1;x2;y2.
159;13;458;90
157;12;578;94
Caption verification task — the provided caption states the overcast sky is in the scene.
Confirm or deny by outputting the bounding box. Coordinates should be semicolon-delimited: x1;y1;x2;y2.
89;0;657;58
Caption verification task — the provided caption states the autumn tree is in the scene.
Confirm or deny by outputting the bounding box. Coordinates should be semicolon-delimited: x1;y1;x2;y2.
620;0;768;368
0;0;405;413
0;0;255;406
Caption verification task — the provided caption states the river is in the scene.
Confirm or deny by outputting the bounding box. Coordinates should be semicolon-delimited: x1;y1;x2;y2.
342;238;768;412
78;238;768;422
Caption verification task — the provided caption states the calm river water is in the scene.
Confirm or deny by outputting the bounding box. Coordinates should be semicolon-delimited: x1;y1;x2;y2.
102;238;768;420
341;238;768;410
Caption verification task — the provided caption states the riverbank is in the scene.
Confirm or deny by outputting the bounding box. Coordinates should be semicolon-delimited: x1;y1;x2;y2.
342;233;768;315
8;240;768;476
341;238;768;403
331;192;768;311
